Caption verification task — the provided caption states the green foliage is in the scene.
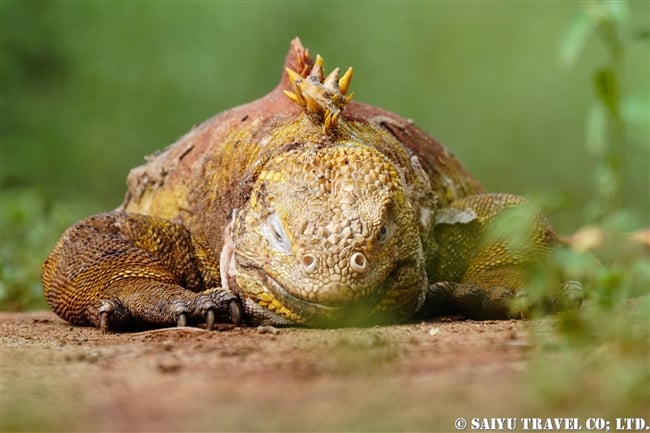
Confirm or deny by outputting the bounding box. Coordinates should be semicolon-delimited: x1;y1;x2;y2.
526;274;649;415
0;188;96;310
561;0;647;222
522;0;650;414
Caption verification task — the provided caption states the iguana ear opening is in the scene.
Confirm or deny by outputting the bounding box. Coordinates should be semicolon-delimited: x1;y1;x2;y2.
262;212;292;254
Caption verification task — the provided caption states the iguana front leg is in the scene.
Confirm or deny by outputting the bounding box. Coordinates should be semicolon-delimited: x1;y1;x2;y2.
41;212;242;331
420;193;582;319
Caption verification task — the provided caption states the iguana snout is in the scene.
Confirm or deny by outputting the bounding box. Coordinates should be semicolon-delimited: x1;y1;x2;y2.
232;143;427;326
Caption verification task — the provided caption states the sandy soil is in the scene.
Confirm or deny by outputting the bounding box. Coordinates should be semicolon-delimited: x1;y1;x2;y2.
2;311;549;432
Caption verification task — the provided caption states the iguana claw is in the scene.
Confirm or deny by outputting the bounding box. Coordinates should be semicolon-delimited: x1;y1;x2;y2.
194;290;243;328
205;309;216;330
228;299;244;326
170;291;243;329
172;300;191;327
99;299;116;333
202;298;243;329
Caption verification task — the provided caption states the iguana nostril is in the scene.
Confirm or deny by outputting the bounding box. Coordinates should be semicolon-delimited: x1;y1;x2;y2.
350;252;367;273
301;253;318;274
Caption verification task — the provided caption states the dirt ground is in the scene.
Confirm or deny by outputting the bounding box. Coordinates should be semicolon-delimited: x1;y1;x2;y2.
1;311;555;432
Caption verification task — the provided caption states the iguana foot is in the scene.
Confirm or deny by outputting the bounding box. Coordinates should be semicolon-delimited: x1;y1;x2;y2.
419;279;585;321
547;280;585;312
561;280;584;306
97;287;242;332
510;280;584;318
420;281;515;320
181;289;244;329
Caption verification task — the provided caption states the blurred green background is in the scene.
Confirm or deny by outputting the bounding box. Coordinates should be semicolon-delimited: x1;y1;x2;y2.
1;1;648;309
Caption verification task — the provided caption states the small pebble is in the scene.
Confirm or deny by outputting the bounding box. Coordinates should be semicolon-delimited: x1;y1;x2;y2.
257;325;281;335
157;357;182;374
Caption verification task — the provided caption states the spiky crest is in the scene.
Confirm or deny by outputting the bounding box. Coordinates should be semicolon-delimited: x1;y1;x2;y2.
284;50;353;133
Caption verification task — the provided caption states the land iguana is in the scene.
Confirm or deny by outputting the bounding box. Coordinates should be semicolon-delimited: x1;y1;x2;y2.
41;38;581;331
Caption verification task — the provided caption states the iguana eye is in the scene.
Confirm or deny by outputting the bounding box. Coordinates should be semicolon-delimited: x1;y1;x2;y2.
377;224;390;244
262;212;292;253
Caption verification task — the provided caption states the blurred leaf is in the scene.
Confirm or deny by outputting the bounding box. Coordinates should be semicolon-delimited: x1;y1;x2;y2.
0;187;92;310
594;164;617;200
634;29;650;41
560;12;595;67
552;244;600;282
600;209;645;232
563;225;605;252
622;95;650;130
604;0;630;25
593;67;620;116
586;104;608;157
483;202;539;253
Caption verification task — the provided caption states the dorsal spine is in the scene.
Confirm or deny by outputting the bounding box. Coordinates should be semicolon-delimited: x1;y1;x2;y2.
284;53;353;133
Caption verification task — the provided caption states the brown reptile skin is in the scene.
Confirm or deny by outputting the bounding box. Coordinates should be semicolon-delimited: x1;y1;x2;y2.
41;39;579;331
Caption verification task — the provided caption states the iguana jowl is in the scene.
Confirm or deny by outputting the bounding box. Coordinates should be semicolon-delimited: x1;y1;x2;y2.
41;38;580;331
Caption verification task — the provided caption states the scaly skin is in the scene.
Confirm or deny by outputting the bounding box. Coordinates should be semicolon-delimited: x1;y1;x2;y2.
41;38;579;331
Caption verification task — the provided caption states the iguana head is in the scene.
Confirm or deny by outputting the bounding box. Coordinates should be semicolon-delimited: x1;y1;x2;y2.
232;143;426;326
227;50;427;326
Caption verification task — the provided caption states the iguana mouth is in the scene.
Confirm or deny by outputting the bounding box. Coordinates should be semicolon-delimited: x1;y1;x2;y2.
239;263;348;325
238;259;418;327
263;271;345;312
